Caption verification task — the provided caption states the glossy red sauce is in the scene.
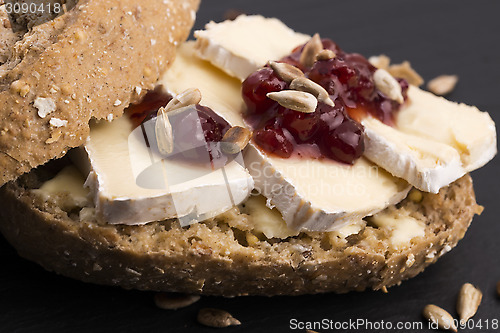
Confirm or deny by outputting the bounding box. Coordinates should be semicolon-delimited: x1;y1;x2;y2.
126;86;173;128
242;39;409;164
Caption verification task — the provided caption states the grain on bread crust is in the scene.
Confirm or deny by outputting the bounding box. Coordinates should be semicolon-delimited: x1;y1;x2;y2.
0;161;481;296
0;0;200;186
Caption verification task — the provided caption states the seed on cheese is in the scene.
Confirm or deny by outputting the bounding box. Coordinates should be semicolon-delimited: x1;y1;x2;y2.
221;126;252;154
368;54;391;70
373;68;404;104
165;88;202;111
266;90;318;113
316;49;336;61
299;33;322;68
388;60;424;87
268;61;304;83
289;76;335;107
155;107;174;155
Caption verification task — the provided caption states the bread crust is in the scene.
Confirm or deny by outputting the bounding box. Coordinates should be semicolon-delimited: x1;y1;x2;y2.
0;169;480;296
0;0;200;186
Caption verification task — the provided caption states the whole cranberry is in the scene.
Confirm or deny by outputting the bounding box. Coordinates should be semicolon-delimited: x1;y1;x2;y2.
321;39;344;56
242;67;287;115
399;78;409;100
308;59;346;95
197;109;227;142
282;109;320;142
280;38;345;71
319;119;364;164
280;52;303;71
314;102;346;139
254;118;294;158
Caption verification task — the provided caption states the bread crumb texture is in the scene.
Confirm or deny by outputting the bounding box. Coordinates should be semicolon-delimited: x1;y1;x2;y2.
0;0;200;186
0;159;480;296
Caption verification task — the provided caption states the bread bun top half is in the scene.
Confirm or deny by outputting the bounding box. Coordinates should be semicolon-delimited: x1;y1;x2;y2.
0;0;200;186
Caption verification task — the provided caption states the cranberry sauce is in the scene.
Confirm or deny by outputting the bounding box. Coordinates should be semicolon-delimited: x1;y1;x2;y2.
126;86;173;127
242;38;409;164
125;88;231;143
165;104;232;169
125;88;232;168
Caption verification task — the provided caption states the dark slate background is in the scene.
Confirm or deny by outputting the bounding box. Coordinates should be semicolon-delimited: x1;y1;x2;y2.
1;1;499;332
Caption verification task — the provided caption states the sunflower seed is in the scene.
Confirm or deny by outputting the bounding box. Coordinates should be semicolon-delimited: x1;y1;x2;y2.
457;283;482;324
154;293;200;310
388;61;424;86
246;232;259;246
422;304;457;332
427;75;458;96
300;33;323;68
165;88;202;112
368;54;391;70
268;61;304;83
156;107;174;155
267;90;317;113
408;188;423;203
374;68;404;104
316;49;336;61
221;126;252;154
290;76;335;107
197;308;241;328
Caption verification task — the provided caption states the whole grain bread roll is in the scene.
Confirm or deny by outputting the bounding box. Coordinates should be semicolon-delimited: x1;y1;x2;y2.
0;0;200;186
0;158;481;296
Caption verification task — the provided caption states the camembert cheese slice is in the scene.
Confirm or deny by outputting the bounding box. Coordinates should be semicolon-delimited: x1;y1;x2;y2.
83;115;254;225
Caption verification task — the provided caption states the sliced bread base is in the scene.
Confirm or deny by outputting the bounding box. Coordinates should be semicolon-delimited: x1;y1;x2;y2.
0;162;480;296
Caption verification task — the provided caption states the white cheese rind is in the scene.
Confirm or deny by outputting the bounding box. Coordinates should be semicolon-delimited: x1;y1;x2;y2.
245;146;410;231
194;15;310;81
362;117;465;193
364;86;496;193
161;42;411;231
398;86;497;173
84;116;254;225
